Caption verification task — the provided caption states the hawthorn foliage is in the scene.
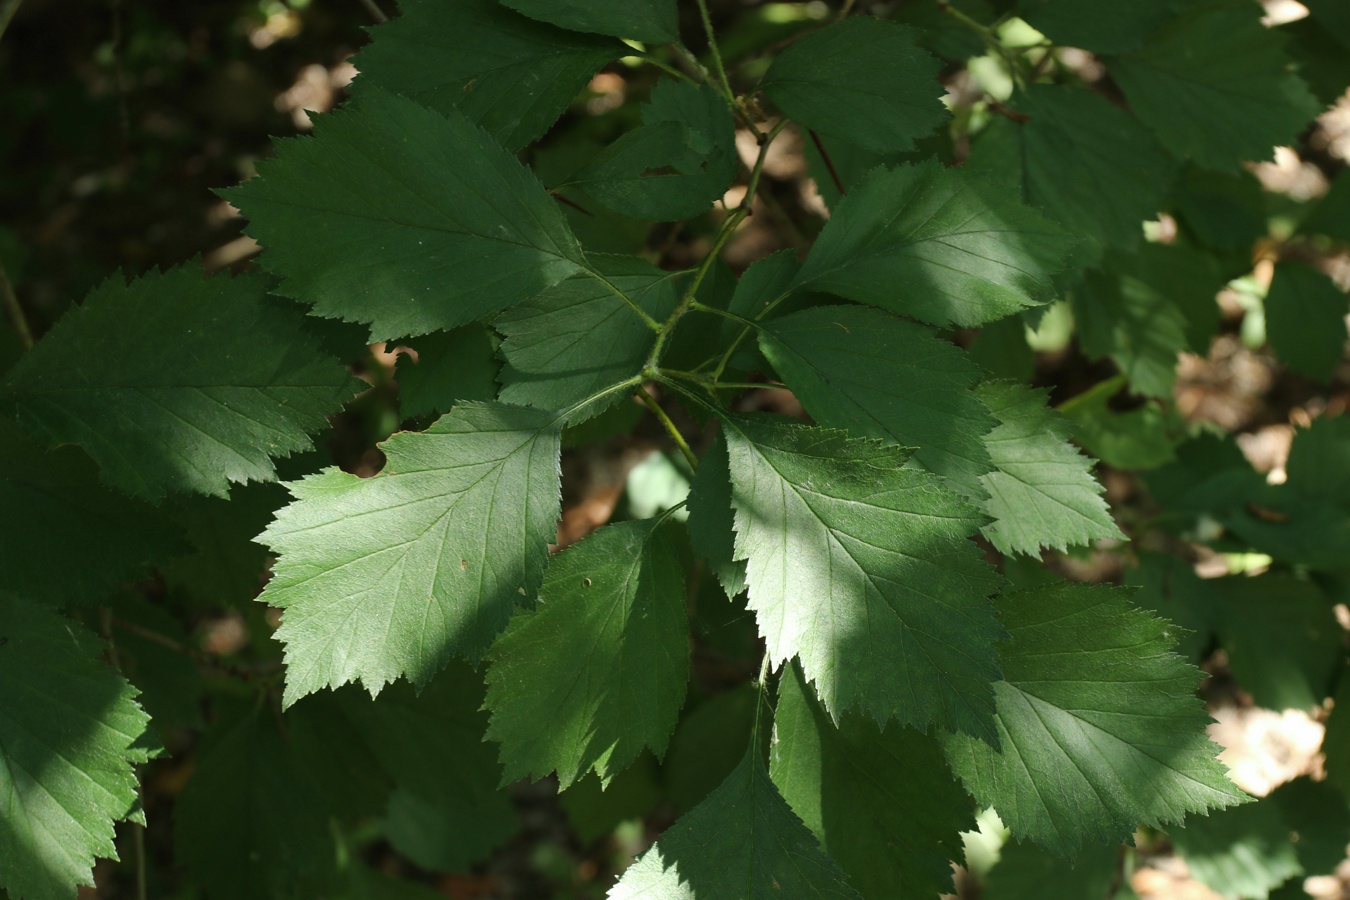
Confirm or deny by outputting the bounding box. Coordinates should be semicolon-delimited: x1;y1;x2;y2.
2;0;1349;898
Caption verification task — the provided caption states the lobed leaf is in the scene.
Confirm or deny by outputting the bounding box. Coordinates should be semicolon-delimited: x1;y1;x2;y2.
500;0;678;45
792;160;1076;328
609;748;860;899
771;663;974;899
224;89;589;341
942;582;1249;855
0;595;151;900
967;85;1175;261
569;81;738;222
760;17;947;154
759;304;996;500
258;403;564;706
722;414;1004;739
0;422;184;605
0;266;360;500
975;381;1123;556
1108;5;1322;172
174;705;337;898
1263;261;1349;383
484;518;689;789
350;0;624;151
497;256;678;421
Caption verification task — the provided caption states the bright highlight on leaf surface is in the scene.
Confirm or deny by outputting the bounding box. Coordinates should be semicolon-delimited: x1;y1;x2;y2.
792;160;1076;328
975;381;1123;556
258;403;564;707
760;16;948;154
224;89;589;341
350;0;624;151
758;304;996;500
0;266;360;501
721;414;1004;740
772;663;975;899
497;256;678;421
0;594;151;900
609;748;860;899
500;0;679;45
485;518;688;789
942;582;1249;855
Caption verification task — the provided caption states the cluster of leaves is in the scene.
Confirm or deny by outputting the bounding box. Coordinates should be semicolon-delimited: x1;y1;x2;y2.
1;0;1348;898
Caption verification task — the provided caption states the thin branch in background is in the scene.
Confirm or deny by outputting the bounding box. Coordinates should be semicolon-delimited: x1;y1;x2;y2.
0;259;33;351
0;0;23;43
357;0;388;23
808;129;846;197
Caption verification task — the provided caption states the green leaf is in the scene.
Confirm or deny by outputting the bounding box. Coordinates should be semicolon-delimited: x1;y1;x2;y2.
1073;245;1223;398
1126;552;1219;665
967;85;1175;258
1170;167;1269;251
569;81;738;222
1264;261;1348;383
350;0;623;151
258;402;564;706
484;518;689;788
560;754;663;844
771;662;974;899
1269;778;1350;877
1286;415;1350;507
759;304;995;500
760;17;947;154
500;0;678;44
395;325;501;418
1108;5;1322;172
224;89;589;342
722;414;1003;739
664;685;759;813
1168;799;1302;900
0;595;151;900
497;256;678;420
975;381;1123;555
1016;0;1171;54
0;422;184;606
1209;574;1341;711
792;160;1076;328
174;705;337;899
159;482;286;610
1059;378;1178;471
685;433;748;599
984;839;1123;900
942;582;1248;855
288;662;516;870
1301;170;1350;243
0;266;359;500
609;748;861;899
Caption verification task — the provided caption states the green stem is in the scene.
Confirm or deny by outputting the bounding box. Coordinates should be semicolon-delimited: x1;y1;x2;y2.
688;300;760;330
713;381;784;391
561;376;644;422
644;119;790;372
708;287;792;382
693;0;735;106
0;259;33;351
637;386;699;470
356;0;387;22
938;0;1027;88
636;50;692;82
